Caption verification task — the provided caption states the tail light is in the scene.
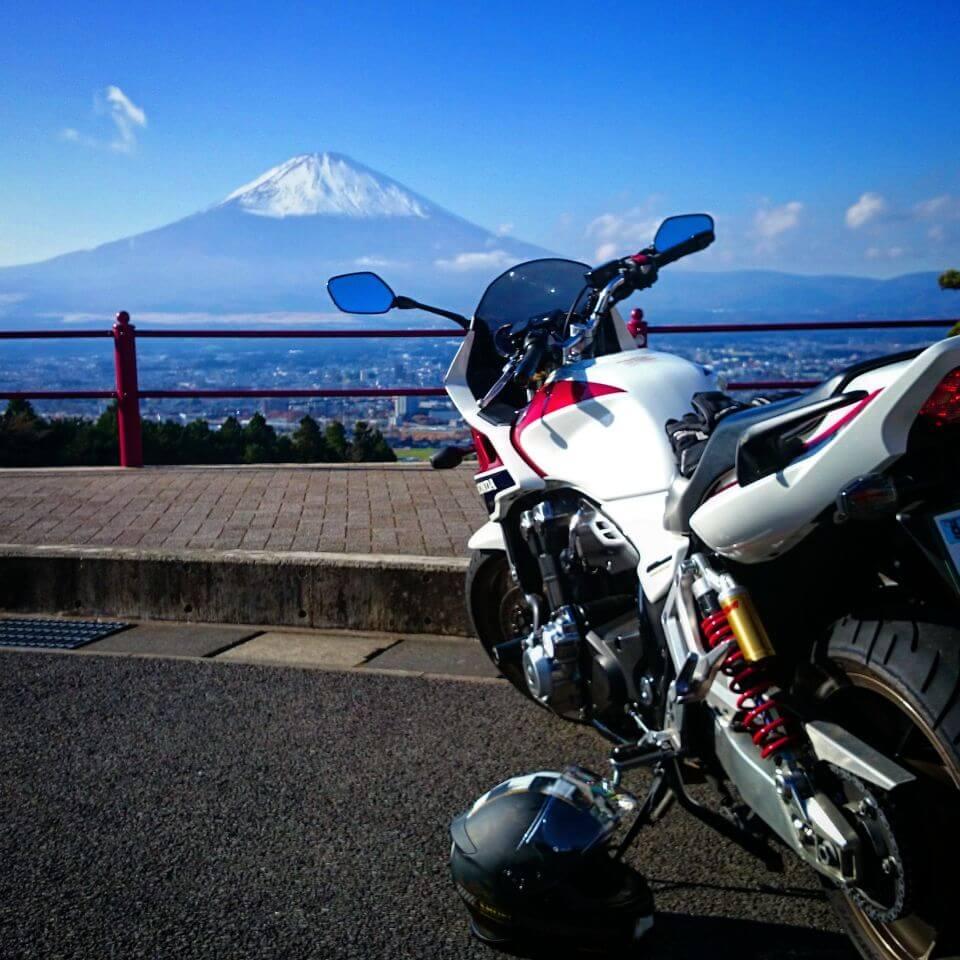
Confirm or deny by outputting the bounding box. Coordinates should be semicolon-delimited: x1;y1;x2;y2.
919;367;960;427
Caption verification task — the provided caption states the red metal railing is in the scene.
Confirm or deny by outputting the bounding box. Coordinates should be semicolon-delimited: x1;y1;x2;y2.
0;311;955;467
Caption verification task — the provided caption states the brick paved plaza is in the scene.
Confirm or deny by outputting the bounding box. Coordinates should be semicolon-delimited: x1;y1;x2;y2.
0;464;486;557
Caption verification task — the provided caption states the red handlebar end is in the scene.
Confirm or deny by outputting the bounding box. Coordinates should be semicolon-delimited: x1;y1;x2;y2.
630;253;650;265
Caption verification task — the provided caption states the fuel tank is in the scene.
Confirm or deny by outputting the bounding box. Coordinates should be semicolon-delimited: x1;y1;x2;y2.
513;350;713;500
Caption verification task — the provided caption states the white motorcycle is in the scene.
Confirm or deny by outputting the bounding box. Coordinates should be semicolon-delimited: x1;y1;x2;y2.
328;215;960;960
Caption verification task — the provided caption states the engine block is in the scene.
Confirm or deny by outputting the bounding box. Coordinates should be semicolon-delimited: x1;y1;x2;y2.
522;605;582;716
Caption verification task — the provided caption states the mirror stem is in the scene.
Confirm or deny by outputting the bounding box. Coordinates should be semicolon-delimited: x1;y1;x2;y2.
394;296;470;330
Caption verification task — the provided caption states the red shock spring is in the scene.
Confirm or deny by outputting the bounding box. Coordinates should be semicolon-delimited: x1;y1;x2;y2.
700;610;797;760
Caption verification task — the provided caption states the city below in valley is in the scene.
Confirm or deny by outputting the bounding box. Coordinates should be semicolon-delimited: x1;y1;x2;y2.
0;324;942;457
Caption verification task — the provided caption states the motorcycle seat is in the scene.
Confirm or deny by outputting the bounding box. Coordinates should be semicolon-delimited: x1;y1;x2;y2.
664;347;925;533
663;376;844;534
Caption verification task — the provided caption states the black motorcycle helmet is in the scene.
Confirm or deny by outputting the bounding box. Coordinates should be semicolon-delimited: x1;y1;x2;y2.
449;767;654;952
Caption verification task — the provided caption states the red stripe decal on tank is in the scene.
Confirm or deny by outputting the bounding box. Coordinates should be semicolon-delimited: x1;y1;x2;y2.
511;380;624;475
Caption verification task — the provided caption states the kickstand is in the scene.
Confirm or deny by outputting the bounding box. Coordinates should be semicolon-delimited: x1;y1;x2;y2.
664;759;784;872
614;765;670;860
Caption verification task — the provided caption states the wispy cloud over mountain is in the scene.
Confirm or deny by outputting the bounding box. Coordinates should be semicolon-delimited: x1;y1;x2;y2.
60;85;147;154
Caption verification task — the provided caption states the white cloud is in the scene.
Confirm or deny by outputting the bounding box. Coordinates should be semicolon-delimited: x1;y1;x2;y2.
62;85;147;153
104;85;147;152
354;255;407;269
865;245;907;260
913;195;960;245
435;250;516;272
754;201;802;244
585;208;661;261
495;223;514;236
845;192;886;229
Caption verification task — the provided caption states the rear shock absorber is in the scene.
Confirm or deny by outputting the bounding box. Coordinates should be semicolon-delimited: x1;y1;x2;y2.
692;575;797;761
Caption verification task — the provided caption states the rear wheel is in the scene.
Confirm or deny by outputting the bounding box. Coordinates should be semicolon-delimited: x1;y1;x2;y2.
466;550;534;700
817;609;960;960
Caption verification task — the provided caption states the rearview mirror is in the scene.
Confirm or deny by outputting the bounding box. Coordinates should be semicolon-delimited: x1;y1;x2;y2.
654;214;715;255
327;272;396;314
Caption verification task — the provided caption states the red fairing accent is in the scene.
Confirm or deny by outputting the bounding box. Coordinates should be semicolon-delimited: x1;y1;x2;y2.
470;427;502;472
511;380;624;476
803;388;882;450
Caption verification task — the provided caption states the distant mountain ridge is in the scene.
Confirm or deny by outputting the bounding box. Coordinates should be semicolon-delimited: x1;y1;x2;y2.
0;152;955;323
643;268;957;321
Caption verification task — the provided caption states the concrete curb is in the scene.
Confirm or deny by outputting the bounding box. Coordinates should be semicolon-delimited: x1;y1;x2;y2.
0;544;471;636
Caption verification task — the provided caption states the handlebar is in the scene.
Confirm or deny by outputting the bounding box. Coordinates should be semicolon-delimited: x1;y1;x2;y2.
478;226;715;409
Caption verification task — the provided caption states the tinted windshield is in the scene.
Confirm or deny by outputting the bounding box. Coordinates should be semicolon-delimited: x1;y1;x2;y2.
474;258;589;336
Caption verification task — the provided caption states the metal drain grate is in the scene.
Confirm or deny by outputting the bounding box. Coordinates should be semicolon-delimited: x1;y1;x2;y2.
0;619;129;650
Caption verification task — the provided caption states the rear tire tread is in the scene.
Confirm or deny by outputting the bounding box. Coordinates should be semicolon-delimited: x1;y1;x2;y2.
823;608;960;960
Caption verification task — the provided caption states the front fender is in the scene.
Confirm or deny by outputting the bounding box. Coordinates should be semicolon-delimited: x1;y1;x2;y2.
467;520;505;553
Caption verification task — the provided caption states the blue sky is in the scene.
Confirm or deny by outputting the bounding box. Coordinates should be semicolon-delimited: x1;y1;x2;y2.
2;0;959;275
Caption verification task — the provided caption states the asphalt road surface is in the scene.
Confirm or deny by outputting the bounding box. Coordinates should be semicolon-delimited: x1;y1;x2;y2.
1;652;853;960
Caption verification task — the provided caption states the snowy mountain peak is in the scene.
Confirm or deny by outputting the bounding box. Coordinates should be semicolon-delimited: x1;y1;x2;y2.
221;152;431;219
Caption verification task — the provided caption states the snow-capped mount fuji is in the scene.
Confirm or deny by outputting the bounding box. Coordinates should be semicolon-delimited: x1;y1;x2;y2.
1;153;953;325
221;153;431;219
0;153;549;317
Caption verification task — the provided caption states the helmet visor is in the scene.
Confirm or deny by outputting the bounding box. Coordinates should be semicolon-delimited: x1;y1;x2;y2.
517;793;613;856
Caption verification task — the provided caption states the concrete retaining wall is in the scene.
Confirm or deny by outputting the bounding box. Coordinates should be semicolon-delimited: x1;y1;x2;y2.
0;544;471;636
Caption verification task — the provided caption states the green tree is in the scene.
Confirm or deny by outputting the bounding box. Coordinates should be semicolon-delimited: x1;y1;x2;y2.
215;416;244;462
181;419;216;464
350;420;396;462
0;399;48;467
82;402;120;465
292;415;329;462
324;421;350;462
275;435;295;462
242;413;277;463
939;269;960;291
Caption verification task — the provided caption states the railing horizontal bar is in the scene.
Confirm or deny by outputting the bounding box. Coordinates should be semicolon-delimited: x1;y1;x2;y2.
647;318;955;334
0;330;113;339
135;329;466;339
0;383;817;401
138;387;448;399
0;390;117;399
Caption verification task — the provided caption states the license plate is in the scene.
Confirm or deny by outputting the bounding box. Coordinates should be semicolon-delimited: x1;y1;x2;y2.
935;509;960;574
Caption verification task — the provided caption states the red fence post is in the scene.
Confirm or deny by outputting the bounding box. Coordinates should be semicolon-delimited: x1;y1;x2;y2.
112;311;143;467
628;308;648;348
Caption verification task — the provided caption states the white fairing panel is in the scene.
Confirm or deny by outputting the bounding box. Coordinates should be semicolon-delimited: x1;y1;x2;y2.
467;521;505;552
601;493;690;601
691;338;960;562
515;351;714;500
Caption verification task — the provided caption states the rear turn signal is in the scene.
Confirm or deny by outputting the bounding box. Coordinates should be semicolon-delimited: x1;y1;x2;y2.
919;367;960;427
836;473;898;520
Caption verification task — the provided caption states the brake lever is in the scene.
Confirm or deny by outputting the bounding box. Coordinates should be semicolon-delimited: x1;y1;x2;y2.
479;357;518;410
